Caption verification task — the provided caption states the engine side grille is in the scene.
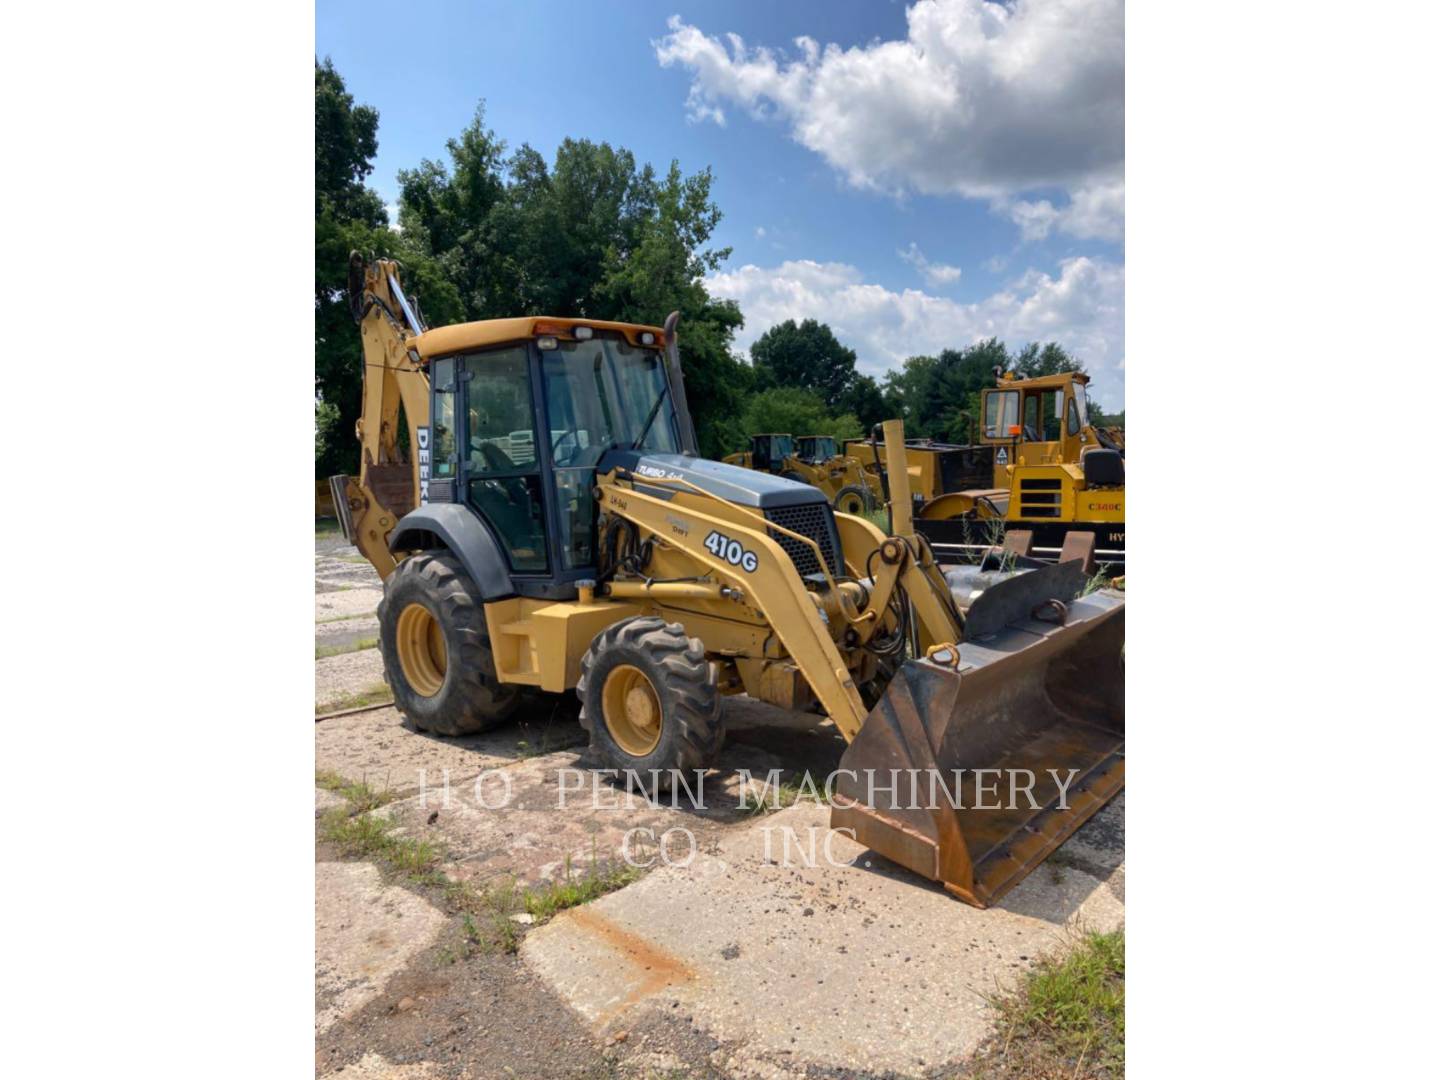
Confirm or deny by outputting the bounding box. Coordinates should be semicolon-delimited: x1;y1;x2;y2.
764;502;842;578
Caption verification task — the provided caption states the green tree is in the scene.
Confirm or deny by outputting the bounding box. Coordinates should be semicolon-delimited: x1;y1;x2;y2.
396;108;747;457
738;387;862;445
314;59;461;478
749;319;859;413
838;372;888;431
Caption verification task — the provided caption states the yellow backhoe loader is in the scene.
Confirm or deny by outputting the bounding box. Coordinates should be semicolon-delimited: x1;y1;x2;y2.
723;434;880;514
845;372;1125;567
330;255;1124;907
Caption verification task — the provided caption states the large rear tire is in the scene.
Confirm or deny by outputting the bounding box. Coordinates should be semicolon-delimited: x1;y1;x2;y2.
833;484;873;515
577;617;722;786
378;552;521;736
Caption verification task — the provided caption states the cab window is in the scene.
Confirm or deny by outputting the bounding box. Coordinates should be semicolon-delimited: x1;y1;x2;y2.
431;357;457;479
1066;397;1082;436
461;346;547;572
984;390;1020;437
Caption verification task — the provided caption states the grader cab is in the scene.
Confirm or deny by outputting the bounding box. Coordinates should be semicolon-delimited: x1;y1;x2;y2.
330;255;1125;907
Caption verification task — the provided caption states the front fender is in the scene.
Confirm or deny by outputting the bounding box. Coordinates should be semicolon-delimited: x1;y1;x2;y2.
388;503;516;601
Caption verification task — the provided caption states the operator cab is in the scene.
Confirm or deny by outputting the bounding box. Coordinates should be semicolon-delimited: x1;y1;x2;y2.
426;324;686;598
980;373;1094;464
795;435;837;466
749;433;794;473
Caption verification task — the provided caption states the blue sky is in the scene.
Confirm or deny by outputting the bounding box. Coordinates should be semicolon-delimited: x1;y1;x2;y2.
317;0;1125;410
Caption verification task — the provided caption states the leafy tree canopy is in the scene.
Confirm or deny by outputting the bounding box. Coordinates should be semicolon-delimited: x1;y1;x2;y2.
394;108;747;458
749;318;859;414
739;387;863;444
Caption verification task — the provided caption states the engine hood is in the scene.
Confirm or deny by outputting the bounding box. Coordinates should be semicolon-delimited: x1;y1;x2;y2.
598;450;829;509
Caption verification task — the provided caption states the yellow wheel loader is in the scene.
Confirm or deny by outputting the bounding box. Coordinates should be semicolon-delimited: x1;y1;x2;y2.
722;433;880;515
331;255;1124;907
845;372;1125;568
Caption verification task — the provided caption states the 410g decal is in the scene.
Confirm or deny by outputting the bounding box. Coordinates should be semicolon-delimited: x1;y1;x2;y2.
703;530;758;573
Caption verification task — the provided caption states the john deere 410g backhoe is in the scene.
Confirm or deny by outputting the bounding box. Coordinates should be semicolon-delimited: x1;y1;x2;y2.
330;255;1124;907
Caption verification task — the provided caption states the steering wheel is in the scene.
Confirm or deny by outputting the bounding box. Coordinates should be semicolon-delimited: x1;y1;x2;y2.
552;426;583;465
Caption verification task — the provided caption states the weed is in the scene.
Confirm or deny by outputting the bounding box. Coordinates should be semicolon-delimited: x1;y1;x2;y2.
522;852;643;921
741;770;832;816
315;769;397;812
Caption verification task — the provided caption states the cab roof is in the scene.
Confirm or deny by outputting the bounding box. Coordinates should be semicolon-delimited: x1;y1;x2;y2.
413;316;666;361
996;371;1090;390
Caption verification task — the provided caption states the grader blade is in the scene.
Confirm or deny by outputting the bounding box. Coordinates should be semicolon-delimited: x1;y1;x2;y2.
830;586;1124;907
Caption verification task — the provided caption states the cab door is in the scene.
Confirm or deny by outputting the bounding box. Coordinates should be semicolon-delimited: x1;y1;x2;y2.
460;345;549;574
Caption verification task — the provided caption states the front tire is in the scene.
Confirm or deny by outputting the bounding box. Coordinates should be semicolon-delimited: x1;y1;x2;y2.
378;552;520;736
577;617;722;786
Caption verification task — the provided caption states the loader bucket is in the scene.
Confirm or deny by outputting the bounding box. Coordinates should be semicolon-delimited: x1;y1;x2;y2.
830;579;1124;907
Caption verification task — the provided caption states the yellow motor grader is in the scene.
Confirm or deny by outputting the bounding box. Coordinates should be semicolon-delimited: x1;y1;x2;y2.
330;255;1124;907
723;434;880;514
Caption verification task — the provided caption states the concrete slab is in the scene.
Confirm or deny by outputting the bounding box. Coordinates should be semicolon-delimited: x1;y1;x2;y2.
380;735;798;889
521;802;1124;1077
317;786;349;817
315;861;447;1036
363;696;849;889
317;586;384;622
316;649;388;712
314;700;587;797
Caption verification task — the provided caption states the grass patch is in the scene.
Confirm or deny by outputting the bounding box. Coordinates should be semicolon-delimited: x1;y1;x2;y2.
522;854;644;921
316;769;398;812
316;682;393;715
963;928;1125;1079
315;636;379;659
316;770;645;959
319;808;444;882
317;768;439;883
439;849;645;955
315;517;342;537
741;770;832;816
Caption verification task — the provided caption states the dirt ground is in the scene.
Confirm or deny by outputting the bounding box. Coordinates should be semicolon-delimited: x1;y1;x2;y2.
315;527;1126;1079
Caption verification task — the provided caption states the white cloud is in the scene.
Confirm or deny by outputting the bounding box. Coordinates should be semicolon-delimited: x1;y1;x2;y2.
385;202;401;233
755;225;767;238
706;255;1125;409
1003;180;1125;243
655;0;1124;215
898;242;962;288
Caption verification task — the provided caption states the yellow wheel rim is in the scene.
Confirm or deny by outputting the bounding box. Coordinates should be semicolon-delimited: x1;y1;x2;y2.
838;492;864;514
395;602;447;697
601;664;663;756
